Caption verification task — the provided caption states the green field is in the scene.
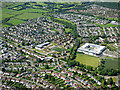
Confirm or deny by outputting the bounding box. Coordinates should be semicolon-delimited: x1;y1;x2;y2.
14;9;47;13
104;58;119;70
75;54;100;67
8;18;26;25
52;47;66;53
2;2;48;27
15;13;43;20
65;28;72;33
95;23;119;28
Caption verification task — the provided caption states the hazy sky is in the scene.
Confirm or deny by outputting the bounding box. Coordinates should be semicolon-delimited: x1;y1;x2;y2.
1;0;119;2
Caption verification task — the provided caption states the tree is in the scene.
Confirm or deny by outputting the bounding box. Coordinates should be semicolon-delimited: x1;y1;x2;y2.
51;77;55;81
108;78;114;85
86;66;93;71
2;68;5;72
45;65;49;69
44;74;48;79
102;80;107;87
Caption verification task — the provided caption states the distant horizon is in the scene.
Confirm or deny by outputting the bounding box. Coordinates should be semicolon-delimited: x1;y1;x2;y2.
0;0;119;2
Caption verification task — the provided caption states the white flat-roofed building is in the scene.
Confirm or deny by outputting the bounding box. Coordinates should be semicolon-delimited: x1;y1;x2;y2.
35;42;50;49
77;43;105;56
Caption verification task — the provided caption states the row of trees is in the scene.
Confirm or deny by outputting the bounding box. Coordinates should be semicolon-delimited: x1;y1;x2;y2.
69;39;80;60
97;59;119;76
50;17;78;38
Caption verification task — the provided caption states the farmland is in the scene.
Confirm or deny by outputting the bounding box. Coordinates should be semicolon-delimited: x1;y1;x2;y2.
15;13;43;20
8;18;25;25
2;2;48;27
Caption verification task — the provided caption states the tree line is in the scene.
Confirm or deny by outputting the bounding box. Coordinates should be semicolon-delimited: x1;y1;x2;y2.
50;17;78;38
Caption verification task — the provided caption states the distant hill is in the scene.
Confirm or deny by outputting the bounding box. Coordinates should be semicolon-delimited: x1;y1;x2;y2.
95;2;119;10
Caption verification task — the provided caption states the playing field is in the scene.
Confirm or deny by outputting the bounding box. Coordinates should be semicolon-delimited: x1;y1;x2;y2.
75;54;100;67
104;58;119;70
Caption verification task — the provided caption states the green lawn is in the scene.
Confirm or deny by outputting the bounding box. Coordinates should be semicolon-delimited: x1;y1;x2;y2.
2;13;15;20
8;18;25;25
15;13;43;20
75;54;100;67
95;23;119;28
104;58;119;70
2;8;14;13
51;29;58;32
52;47;65;53
2;24;10;28
54;18;75;25
15;9;48;13
112;77;116;83
65;28;72;33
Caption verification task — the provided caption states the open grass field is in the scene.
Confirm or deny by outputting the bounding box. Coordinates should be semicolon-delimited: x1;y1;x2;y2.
14;9;48;13
2;14;14;20
2;2;48;27
15;13;43;20
104;58;119;70
8;18;26;25
52;47;65;53
54;18;75;25
75;54;100;67
2;8;14;13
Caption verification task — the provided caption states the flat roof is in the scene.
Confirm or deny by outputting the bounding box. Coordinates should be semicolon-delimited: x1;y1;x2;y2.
36;42;50;48
78;43;105;54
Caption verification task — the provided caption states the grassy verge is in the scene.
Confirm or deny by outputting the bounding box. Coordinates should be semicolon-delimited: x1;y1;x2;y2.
94;23;119;28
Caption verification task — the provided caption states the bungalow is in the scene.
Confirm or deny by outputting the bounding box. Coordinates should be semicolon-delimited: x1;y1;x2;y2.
20;80;25;84
68;73;74;77
4;72;10;76
65;79;70;83
71;68;77;72
72;83;77;88
40;79;44;83
77;70;84;75
7;78;11;81
61;76;66;80
16;79;20;82
61;71;66;74
11;79;16;82
87;84;92;88
52;72;56;76
40;70;45;73
16;74;22;77
50;85;55;89
56;73;60;78
107;85;112;88
46;70;51;73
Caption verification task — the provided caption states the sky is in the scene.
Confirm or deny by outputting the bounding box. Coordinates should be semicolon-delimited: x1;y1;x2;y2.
0;0;119;2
